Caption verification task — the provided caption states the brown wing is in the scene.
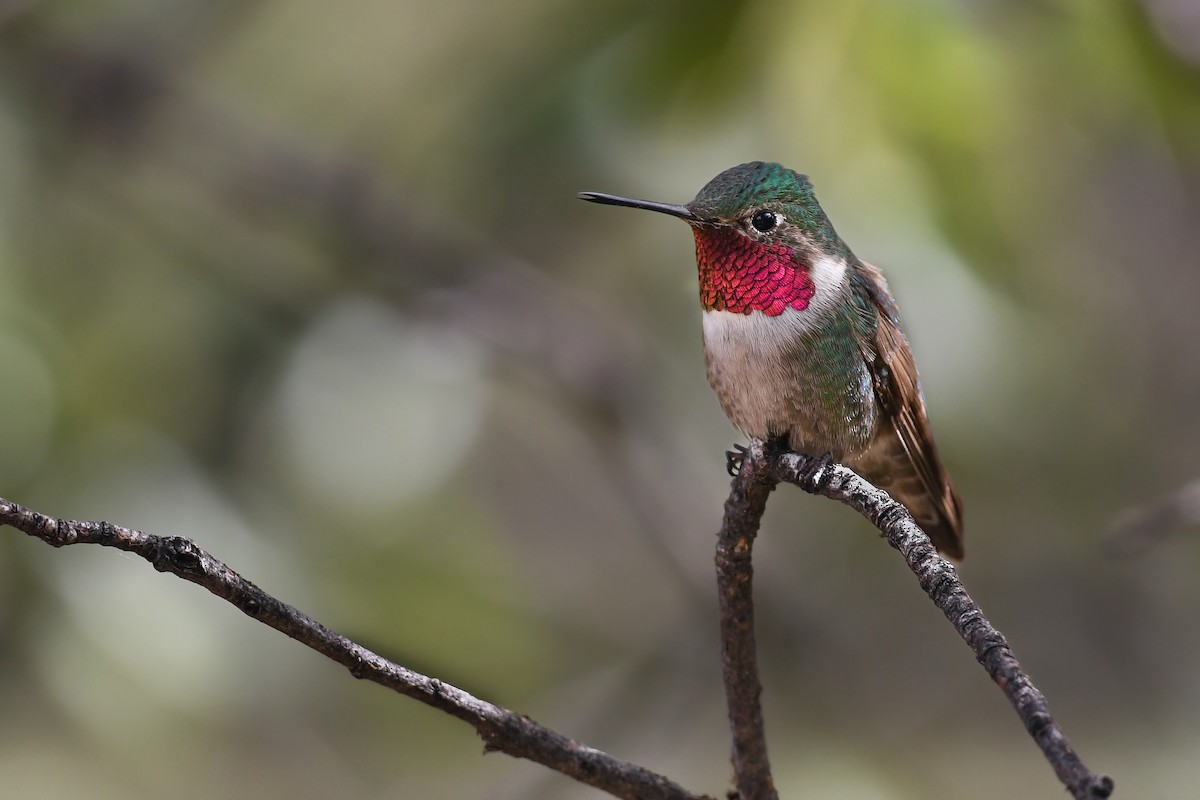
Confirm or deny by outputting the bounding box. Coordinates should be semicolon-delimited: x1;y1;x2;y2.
848;261;964;559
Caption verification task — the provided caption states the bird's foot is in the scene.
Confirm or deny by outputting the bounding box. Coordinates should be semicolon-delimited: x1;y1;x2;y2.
798;452;834;492
725;443;748;477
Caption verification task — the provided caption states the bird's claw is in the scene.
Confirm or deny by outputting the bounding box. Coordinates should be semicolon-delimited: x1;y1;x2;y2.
725;443;748;477
799;452;834;491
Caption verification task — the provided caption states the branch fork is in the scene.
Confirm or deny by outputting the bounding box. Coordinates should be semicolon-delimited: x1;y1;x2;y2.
714;440;1113;800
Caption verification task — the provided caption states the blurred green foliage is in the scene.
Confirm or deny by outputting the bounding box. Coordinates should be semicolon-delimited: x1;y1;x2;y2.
2;0;1200;797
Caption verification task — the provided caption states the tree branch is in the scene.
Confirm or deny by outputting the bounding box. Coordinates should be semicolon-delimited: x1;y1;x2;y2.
727;440;1113;800
716;447;780;800
4;442;1116;800
0;497;712;800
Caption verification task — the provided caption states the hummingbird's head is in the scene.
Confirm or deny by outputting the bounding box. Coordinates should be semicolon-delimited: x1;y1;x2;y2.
580;162;850;316
687;162;839;247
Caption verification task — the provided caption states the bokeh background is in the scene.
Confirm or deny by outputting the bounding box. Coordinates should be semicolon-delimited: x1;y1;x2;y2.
1;1;1199;797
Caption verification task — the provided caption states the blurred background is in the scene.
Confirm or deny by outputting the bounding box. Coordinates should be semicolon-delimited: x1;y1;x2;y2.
1;0;1199;797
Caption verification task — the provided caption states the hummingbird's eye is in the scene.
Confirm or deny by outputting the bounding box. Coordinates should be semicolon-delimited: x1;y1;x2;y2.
749;210;778;233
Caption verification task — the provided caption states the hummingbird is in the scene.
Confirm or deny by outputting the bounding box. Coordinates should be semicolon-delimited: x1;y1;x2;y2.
580;162;964;558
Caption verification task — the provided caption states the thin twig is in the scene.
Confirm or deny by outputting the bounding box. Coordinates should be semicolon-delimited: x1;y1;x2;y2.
1105;476;1200;556
739;440;1114;800
0;496;712;800
715;449;780;800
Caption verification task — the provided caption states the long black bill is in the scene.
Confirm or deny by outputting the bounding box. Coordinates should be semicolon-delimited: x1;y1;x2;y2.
578;191;697;222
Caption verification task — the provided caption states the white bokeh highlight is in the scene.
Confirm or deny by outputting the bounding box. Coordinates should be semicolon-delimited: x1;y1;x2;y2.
276;296;489;513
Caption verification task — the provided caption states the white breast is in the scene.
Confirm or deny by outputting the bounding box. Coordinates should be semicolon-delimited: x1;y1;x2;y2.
699;253;874;456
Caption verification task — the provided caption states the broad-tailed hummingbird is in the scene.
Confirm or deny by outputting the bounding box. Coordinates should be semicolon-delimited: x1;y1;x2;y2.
581;162;964;558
